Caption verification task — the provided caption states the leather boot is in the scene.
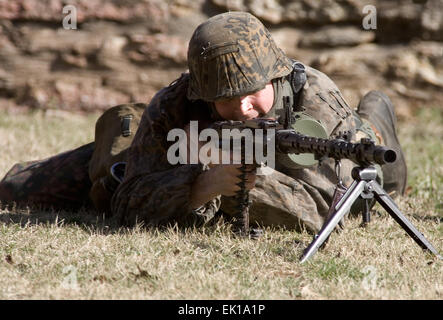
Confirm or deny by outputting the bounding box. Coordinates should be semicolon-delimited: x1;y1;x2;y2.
356;91;408;197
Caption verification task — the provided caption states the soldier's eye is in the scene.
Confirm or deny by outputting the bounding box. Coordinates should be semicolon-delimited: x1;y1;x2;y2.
218;97;235;103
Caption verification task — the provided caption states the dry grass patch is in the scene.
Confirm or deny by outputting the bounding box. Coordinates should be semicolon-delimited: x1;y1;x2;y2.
0;108;441;300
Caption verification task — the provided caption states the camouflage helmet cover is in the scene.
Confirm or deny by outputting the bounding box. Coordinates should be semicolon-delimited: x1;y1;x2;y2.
187;11;293;102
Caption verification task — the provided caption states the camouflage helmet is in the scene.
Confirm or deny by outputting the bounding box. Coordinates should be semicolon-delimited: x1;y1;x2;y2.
187;11;293;102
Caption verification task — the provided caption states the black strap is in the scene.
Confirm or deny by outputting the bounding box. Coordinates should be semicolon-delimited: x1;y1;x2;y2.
282;60;307;128
289;60;307;112
283;96;292;128
121;115;133;137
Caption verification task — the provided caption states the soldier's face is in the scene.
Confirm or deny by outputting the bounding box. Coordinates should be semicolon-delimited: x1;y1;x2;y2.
214;82;274;121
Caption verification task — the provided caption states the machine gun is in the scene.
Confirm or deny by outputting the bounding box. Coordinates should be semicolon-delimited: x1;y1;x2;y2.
212;118;396;166
211;118;442;262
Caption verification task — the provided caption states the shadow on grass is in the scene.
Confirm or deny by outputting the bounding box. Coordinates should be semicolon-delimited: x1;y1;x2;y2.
0;203;238;237
411;214;442;224
0;202;122;235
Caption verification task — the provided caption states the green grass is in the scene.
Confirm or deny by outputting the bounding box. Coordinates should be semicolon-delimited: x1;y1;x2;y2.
400;108;443;212
0;108;441;300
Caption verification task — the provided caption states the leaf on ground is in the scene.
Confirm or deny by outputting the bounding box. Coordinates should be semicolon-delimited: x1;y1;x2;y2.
131;265;158;281
5;254;13;265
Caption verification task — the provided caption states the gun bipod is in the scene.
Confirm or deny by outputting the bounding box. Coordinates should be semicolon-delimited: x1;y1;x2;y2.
300;166;443;263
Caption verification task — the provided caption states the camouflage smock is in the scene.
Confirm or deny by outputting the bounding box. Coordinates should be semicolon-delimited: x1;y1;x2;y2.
111;65;361;233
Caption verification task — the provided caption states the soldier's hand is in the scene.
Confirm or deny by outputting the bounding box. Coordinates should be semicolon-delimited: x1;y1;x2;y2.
184;122;242;168
209;164;257;197
185;122;257;203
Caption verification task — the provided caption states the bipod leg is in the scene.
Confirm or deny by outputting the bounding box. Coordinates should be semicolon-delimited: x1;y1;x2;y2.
362;199;370;225
300;179;367;263
360;191;374;227
369;181;443;260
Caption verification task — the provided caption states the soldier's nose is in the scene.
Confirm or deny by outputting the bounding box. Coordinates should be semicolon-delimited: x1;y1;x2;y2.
240;96;253;114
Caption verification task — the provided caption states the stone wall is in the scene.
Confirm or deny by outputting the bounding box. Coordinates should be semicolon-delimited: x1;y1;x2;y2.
0;0;442;118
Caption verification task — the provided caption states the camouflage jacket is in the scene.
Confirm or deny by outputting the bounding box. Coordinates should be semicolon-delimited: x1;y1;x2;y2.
111;65;357;230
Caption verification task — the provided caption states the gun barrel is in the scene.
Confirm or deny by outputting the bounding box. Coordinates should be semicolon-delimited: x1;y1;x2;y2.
275;131;397;166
